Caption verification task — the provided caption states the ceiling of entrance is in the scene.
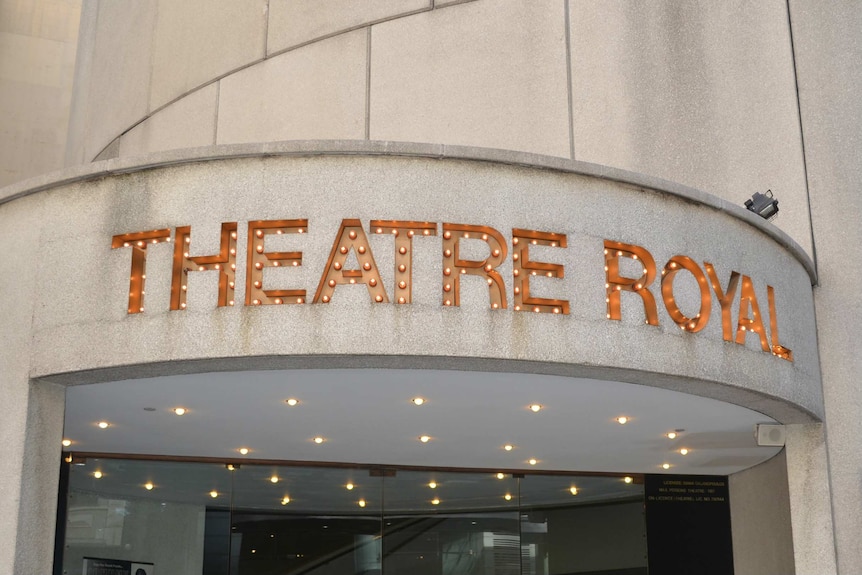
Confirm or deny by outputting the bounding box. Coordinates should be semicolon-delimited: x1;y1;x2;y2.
63;369;781;477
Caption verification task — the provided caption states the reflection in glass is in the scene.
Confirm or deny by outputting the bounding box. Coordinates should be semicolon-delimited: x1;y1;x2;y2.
60;461;646;575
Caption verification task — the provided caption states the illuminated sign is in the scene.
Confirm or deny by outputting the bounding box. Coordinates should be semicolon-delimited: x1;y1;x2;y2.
113;219;792;361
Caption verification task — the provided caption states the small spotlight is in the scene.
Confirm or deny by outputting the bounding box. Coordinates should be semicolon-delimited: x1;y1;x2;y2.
624;476;633;484
285;398;299;407
412;397;425;406
419;435;431;443
745;189;779;220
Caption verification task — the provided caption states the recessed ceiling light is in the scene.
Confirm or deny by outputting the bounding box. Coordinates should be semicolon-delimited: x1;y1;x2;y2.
419;435;431;443
624;476;633;484
144;482;154;490
61;439;72;447
226;464;237;471
281;496;290;505
431;498;440;505
496;473;506;480
428;481;437;489
270;475;279;484
313;437;325;444
529;404;542;413
616;416;629;425
680;448;689;455
503;444;514;451
528;458;538;466
173;407;187;416
93;471;103;479
504;494;512;501
667;432;678;439
345;483;355;490
210;490;219;498
97;421;109;429
285;398;299;407
358;499;366;508
662;463;671;470
239;447;250;455
569;486;578;495
412;397;425;406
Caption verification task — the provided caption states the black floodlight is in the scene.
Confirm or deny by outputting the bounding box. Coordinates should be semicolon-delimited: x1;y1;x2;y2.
745;189;779;220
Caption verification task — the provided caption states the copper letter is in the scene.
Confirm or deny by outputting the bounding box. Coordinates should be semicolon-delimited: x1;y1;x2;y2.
704;263;740;342
313;219;388;304
171;223;238;310
246;220;308;306
604;240;658;325
370;220;438;304
768;285;794;361
441;223;507;309
735;276;770;352
661;256;711;332
512;229;569;314
112;229;171;314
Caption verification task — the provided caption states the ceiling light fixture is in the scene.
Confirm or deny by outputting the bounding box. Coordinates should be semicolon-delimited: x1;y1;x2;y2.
281;496;290;505
504;494;512;501
428;481;437;489
419;435;431;443
624;476;633;484
667;432;678;439
569;486;578;495
93;471;103;479
616;416;629;425
358;499;366;508
270;476;279;484
144;482;154;490
285;398;299;407
173;407;187;416
239;447;250;455
680;448;689;455
662;463;671;470
528;458;538;466
529;404;542;413
210;490;218;498
97;421;109;429
503;444;514;451
431;498;440;505
345;483;355;490
496;473;506;480
61;439;72;447
313;437;325;444
412;397;425;406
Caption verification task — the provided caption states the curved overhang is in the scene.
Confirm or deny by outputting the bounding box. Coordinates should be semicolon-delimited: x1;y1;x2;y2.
0;142;822;475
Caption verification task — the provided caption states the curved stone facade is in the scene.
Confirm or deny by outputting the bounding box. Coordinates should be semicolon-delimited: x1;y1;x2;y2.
2;1;861;574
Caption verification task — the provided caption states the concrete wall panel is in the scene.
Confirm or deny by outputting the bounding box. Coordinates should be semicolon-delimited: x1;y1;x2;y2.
730;451;796;575
789;1;862;572
0;0;80;186
0;192;62;574
267;0;431;54
148;0;267;112
119;82;218;159
78;0;157;162
217;30;367;145
370;0;571;158
569;0;812;256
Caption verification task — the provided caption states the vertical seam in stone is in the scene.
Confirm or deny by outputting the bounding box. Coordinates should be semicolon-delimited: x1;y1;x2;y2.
213;80;221;145
264;0;271;57
564;0;575;161
785;0;818;281
365;26;372;140
145;1;160;116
